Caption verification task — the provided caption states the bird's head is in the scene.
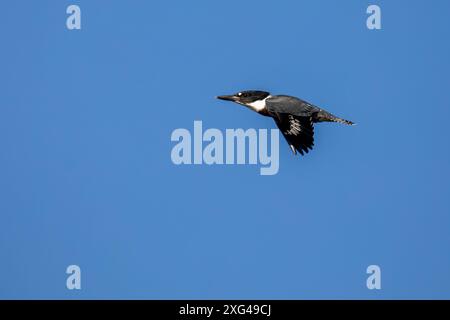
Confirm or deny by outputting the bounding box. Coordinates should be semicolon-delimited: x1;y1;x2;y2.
217;90;271;112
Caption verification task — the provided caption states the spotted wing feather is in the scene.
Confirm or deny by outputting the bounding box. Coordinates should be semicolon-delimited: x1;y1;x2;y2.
272;113;314;155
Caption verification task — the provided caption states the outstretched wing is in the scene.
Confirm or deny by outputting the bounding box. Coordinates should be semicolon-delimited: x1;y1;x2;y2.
272;113;314;155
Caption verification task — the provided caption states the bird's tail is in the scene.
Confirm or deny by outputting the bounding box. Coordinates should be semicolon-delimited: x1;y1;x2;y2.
332;117;355;126
316;110;355;125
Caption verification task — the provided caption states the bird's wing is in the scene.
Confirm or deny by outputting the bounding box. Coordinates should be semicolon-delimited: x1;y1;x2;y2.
272;113;314;155
266;95;319;117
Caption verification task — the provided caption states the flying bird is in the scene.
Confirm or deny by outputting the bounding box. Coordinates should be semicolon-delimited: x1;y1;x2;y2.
217;90;354;155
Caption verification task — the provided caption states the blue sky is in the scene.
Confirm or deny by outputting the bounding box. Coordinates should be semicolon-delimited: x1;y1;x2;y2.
1;0;450;299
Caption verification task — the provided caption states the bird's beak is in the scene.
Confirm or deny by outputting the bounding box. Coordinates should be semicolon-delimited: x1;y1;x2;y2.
216;95;238;102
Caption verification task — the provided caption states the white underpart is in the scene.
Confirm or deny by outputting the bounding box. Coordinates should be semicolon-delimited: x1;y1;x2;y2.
245;95;272;112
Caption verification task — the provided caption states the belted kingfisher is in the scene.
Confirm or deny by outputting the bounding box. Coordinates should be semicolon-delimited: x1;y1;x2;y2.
217;90;354;155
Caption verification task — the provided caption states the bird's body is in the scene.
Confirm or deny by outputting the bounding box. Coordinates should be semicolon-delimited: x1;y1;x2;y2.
217;90;354;155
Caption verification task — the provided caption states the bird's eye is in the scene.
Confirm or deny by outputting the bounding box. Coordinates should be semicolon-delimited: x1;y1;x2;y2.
237;92;242;96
